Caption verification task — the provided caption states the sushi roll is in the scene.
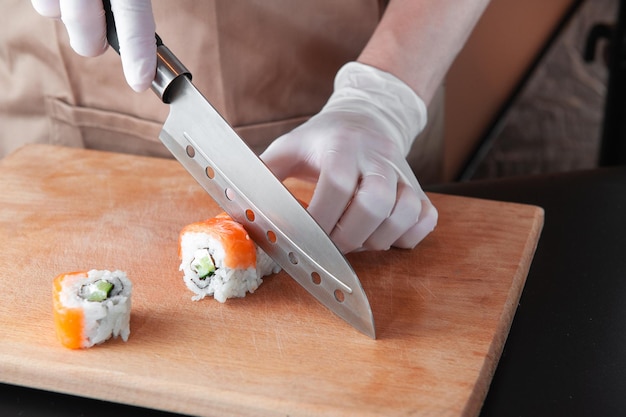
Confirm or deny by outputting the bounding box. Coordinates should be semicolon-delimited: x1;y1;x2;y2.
179;213;281;302
52;269;132;349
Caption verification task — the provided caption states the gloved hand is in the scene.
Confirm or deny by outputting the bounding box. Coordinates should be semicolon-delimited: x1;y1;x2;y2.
261;62;438;254
31;0;156;92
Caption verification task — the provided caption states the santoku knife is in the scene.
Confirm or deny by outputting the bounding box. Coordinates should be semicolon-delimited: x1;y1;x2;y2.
103;1;375;338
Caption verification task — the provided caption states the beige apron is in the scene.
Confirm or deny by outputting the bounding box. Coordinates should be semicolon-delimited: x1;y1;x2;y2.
0;0;444;183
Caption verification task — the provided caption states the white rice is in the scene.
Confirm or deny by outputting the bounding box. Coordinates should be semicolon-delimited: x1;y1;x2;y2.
179;232;281;303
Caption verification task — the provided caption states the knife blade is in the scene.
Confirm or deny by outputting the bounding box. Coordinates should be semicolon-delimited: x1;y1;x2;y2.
103;2;375;338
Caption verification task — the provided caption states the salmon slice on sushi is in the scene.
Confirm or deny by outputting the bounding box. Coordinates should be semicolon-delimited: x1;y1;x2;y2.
179;213;280;302
52;270;132;349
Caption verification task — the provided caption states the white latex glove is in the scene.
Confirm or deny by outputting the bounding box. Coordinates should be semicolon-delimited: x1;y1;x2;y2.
31;0;157;92
261;62;438;254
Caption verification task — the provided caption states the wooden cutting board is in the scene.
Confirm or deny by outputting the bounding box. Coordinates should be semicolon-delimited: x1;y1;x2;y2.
0;144;543;417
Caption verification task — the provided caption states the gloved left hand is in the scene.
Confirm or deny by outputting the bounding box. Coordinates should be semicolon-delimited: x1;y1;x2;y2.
261;62;438;254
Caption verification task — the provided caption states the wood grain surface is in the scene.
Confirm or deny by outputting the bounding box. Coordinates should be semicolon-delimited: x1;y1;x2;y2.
0;145;543;417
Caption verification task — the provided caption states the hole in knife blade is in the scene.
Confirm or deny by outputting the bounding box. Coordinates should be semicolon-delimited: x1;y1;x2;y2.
288;252;298;265
245;209;255;222
334;289;345;303
185;145;195;158
225;188;235;201
266;230;277;244
205;166;215;179
311;272;321;285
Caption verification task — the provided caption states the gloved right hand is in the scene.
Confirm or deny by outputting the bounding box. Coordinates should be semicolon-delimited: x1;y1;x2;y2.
261;62;438;254
31;0;157;92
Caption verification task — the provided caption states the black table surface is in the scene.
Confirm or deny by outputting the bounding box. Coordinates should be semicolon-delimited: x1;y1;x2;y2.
430;166;626;417
2;166;625;416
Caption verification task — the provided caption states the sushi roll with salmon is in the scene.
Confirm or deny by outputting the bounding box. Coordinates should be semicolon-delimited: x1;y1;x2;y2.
179;213;280;302
52;270;132;349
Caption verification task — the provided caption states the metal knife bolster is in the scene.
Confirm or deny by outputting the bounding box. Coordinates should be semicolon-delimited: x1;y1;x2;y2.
151;43;191;103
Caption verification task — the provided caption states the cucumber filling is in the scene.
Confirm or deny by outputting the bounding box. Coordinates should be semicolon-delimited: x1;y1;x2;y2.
81;279;114;302
191;248;216;279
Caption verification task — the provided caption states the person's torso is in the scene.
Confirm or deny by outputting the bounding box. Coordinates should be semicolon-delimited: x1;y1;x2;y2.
62;0;383;153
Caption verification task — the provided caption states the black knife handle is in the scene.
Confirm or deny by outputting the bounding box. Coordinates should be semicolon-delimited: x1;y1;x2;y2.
102;0;162;55
101;0;190;103
102;0;119;54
